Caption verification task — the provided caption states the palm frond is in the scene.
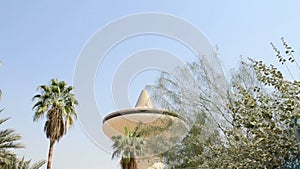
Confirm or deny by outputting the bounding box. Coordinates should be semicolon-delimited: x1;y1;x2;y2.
33;79;78;142
31;94;41;101
28;159;46;169
0;116;9;125
0;111;24;167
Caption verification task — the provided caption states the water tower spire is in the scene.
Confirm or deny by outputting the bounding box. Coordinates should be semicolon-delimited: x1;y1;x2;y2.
135;90;153;108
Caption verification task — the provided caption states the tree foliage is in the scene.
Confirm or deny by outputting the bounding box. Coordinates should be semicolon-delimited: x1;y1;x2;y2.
162;113;221;168
0;110;45;169
148;55;231;168
212;60;299;168
0;110;24;167
111;126;145;169
149;39;300;168
4;157;46;169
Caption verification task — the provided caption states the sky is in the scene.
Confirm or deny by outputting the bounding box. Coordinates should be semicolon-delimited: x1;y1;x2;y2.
1;1;300;169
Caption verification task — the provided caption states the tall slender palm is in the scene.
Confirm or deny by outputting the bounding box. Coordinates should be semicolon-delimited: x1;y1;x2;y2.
0;110;24;167
111;126;145;169
32;78;78;169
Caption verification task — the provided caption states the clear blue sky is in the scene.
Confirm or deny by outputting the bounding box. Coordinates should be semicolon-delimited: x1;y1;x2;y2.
1;1;300;169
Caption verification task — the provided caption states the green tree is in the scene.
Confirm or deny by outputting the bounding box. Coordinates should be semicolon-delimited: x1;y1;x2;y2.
0;110;45;169
149;39;300;168
0;110;24;167
111;126;145;169
5;157;46;169
32;78;78;169
148;56;231;168
208;39;300;168
162;113;221;168
207;58;300;168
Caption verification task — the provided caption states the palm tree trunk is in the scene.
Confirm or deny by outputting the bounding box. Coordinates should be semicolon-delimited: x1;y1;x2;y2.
131;157;138;169
121;156;138;169
47;139;55;169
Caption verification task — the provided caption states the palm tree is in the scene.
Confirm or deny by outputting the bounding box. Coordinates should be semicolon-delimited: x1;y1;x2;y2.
111;126;145;169
0;112;45;169
6;157;46;169
0;110;24;167
32;78;78;169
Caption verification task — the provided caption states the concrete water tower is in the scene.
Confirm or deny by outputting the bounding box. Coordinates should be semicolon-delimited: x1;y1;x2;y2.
103;90;186;169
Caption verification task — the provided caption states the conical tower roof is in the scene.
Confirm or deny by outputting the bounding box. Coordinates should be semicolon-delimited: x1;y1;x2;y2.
135;90;153;108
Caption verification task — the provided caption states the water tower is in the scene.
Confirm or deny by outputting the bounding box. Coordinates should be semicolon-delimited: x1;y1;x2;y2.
103;90;186;169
